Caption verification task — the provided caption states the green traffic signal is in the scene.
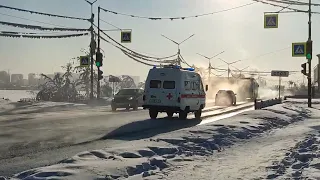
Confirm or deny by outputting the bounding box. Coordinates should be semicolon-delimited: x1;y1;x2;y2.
306;53;312;60
96;62;101;67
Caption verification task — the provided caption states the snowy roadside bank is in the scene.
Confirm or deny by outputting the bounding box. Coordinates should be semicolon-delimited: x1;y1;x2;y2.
2;99;318;179
0;98;113;116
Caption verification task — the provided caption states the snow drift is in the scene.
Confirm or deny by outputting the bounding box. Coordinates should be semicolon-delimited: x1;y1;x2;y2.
2;99;316;179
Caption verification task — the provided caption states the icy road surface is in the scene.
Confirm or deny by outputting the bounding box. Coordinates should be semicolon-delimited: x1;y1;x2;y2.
4;99;319;179
0;100;250;176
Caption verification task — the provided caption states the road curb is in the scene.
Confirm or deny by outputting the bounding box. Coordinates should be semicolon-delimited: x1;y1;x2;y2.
201;104;254;119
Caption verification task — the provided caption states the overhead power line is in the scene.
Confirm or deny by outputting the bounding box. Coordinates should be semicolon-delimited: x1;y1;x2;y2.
97;30;177;66
0;32;89;39
0;4;88;21
95;24;178;60
254;0;320;14
99;19;122;30
0;20;89;32
0;12;72;28
265;0;320;6
0;30;70;35
99;2;257;21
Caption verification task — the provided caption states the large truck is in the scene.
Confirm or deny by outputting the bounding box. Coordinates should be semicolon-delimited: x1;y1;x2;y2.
236;78;259;101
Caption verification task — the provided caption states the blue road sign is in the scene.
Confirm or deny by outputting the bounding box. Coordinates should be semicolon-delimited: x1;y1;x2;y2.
264;14;278;28
292;42;306;57
121;31;132;43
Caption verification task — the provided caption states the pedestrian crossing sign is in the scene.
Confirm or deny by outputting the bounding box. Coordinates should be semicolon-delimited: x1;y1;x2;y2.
80;56;90;67
121;31;132;43
292;42;306;57
264;14;278;28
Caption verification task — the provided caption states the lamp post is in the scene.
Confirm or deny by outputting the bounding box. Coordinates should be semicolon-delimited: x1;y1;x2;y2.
218;58;241;79
161;34;195;66
197;51;225;83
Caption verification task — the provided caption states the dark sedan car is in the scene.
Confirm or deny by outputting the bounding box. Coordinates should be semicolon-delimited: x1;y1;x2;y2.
215;90;237;106
111;88;144;111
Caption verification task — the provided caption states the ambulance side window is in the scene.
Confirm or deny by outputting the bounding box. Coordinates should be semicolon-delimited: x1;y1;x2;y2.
150;80;161;88
163;81;175;89
184;81;191;90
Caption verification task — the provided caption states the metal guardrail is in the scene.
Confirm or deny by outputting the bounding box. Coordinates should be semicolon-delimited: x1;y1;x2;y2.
254;98;282;110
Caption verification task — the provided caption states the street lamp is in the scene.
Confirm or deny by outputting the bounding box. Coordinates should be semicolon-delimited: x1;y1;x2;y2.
218;58;241;79
197;51;225;82
85;0;98;14
161;34;195;66
231;65;249;78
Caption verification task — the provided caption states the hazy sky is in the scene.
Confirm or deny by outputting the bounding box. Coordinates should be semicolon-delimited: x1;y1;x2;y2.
0;0;319;84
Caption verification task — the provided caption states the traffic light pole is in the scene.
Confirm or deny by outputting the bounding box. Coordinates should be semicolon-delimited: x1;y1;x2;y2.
97;7;101;99
307;0;312;107
90;13;95;100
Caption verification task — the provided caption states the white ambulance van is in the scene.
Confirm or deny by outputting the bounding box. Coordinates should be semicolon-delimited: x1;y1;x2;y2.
142;65;208;119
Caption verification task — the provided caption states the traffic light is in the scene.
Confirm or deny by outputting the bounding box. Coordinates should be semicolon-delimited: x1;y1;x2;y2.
301;63;307;76
306;40;312;60
96;52;103;67
98;68;103;81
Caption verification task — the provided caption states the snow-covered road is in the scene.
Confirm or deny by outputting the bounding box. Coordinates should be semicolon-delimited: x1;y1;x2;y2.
0;100;250;176
2;99;318;179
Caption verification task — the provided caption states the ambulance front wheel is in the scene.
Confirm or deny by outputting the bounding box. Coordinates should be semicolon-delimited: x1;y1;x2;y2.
149;109;158;119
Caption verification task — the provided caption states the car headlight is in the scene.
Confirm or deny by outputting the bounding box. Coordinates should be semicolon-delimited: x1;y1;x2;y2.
128;97;133;100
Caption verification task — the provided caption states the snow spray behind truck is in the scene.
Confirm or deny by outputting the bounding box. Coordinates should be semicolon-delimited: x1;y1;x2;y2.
208;77;259;102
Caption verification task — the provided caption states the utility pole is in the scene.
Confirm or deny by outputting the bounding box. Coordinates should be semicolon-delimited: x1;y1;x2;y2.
97;6;101;99
317;54;320;92
218;58;241;79
161;34;195;66
85;0;98;100
197;51;225;83
307;0;312;107
231;65;250;78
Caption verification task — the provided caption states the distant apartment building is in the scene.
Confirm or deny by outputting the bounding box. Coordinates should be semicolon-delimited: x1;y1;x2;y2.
11;74;23;85
21;79;29;86
0;71;10;85
28;73;37;86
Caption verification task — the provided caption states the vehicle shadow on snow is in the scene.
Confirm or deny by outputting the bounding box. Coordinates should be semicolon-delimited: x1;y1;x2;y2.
101;117;202;141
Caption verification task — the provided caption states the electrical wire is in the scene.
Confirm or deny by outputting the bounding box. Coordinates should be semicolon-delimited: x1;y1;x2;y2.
0;30;74;35
0;4;88;21
99;35;175;66
0;32;89;38
0;20;89;32
0;12;76;28
99;2;258;21
254;0;320;14
95;24;178;60
265;0;320;6
99;18;122;30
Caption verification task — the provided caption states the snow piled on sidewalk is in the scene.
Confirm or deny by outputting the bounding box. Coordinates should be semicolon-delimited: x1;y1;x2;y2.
266;132;320;179
3;100;318;179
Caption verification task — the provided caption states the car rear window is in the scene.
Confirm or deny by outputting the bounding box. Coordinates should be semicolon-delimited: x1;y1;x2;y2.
117;89;138;95
163;81;175;89
150;80;161;88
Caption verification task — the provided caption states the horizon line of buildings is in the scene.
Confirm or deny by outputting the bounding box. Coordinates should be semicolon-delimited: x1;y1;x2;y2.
0;71;140;87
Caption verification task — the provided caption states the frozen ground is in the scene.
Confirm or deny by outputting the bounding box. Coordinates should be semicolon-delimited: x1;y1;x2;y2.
1;98;318;179
0;90;37;102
